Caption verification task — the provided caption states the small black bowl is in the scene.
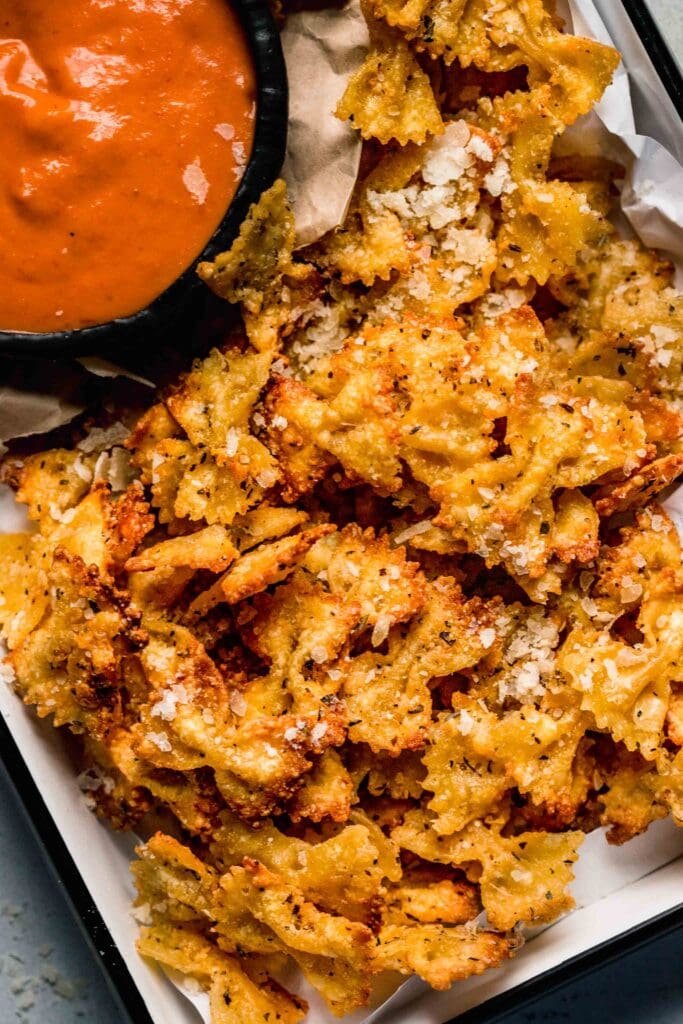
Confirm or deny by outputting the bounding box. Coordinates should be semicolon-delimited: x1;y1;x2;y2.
0;0;288;359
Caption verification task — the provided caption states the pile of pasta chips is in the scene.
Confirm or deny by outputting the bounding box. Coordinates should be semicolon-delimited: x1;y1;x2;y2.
3;1;683;1020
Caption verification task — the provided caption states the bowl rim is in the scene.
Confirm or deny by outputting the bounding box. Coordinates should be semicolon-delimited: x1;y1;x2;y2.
0;0;288;359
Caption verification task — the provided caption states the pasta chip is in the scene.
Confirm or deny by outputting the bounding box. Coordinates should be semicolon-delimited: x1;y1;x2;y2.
2;6;682;1021
137;918;307;1023
0;534;50;650
559;597;683;761
189;524;334;615
3;449;95;533
288;749;354;823
10;551;137;734
126;525;238;574
394;812;582;929
599;755;665;845
375;923;517;988
342;580;496;753
198;180;318;351
216;861;374;1015
381;865;480;926
211;809;398;922
337;6;442;145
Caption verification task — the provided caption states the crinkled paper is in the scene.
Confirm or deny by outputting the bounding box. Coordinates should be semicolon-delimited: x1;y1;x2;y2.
2;3;683;1023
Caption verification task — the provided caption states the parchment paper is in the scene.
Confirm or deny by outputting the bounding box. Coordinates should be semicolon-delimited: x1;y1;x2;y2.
2;3;683;1024
0;365;87;450
0;3;367;445
563;0;683;279
281;0;367;246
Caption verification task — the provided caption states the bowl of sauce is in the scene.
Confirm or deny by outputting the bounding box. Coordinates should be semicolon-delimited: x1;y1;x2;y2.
0;0;287;356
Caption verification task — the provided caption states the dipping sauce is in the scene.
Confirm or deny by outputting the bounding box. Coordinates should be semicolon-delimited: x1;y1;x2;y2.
0;0;255;333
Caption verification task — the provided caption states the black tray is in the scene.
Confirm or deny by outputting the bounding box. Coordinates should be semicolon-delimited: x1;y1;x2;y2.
1;2;682;1023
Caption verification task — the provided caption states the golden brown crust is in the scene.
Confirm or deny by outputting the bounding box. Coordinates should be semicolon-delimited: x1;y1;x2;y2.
3;5;683;1020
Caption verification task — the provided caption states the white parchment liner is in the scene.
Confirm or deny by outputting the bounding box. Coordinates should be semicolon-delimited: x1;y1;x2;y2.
2;3;683;1023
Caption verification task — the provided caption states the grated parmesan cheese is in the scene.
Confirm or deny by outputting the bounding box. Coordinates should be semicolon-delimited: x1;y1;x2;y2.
151;682;190;722
483;156;515;198
255;468;279;489
479;628;496;649
229;691;247;717
498;609;560;703
147;731;172;753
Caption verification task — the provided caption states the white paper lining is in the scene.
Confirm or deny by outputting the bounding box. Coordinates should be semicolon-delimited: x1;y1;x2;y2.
564;0;683;280
2;3;683;1023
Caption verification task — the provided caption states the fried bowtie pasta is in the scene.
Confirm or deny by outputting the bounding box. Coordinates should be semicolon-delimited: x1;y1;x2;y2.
2;3;683;1022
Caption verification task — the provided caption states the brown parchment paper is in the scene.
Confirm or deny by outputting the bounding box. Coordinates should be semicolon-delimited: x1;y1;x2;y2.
281;0;368;246
0;3;367;444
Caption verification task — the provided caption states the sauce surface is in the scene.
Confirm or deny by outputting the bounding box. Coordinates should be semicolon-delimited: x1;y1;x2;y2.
0;0;255;333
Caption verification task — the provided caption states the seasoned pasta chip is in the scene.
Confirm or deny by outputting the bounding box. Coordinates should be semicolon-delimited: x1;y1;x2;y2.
0;534;50;650
198;181;318;351
2;4;683;1021
189;524;334;615
211;809;398;922
599;755;665;845
10;551;139;735
559;591;683;761
394;812;582;929
337;7;442;145
288;749;354;823
3;449;95;533
380;865;480;926
126;525;238;574
166;347;273;462
375;923;517;988
342;580;496;753
216;860;374;1015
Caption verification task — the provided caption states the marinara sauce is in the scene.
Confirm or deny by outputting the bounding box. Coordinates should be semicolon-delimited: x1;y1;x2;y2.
0;0;255;333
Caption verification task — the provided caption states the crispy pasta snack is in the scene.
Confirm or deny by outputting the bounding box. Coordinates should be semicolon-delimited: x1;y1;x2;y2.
2;2;683;1022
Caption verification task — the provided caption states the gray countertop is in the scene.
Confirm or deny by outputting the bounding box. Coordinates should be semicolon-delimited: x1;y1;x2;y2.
2;7;683;1024
648;0;683;62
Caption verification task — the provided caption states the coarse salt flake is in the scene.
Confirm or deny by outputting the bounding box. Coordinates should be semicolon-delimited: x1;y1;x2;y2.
479;628;496;649
371;613;393;647
393;520;432;546
0;662;16;686
151;682;190;721
147;731;172;753
458;709;474;736
229;691;247;716
311;722;328;744
225;428;240;457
